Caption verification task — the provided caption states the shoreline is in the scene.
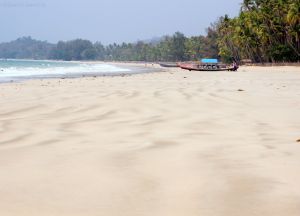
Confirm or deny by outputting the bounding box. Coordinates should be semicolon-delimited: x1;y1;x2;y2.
0;61;164;84
0;62;299;85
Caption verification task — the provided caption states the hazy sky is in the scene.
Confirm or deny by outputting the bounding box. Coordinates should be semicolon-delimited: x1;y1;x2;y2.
1;0;242;44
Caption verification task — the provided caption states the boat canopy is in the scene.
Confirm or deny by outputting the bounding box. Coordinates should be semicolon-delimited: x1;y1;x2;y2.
201;59;218;63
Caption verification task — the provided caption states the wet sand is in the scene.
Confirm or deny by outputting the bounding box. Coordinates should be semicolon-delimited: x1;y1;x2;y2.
0;65;300;216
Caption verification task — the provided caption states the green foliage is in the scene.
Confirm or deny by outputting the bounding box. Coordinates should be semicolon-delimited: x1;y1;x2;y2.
98;31;218;62
217;0;300;63
49;39;96;61
0;37;53;59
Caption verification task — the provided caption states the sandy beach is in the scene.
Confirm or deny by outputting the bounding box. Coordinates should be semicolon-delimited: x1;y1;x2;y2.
0;64;300;216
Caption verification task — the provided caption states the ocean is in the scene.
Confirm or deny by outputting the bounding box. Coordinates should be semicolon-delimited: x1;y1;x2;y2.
0;59;131;83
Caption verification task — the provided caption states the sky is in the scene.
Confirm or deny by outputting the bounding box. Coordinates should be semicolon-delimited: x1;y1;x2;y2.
1;0;242;44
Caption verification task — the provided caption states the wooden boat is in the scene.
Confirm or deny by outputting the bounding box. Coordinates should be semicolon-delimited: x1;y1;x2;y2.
179;61;238;71
159;62;179;68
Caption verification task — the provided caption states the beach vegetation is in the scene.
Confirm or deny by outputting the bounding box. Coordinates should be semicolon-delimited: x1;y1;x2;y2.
217;0;300;63
49;39;96;61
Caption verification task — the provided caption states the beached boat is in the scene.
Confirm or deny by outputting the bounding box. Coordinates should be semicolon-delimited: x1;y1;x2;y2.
179;63;238;71
179;59;238;71
159;62;179;68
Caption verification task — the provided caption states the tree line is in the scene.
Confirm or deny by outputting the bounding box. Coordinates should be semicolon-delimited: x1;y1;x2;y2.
0;1;299;63
217;0;300;63
0;31;219;62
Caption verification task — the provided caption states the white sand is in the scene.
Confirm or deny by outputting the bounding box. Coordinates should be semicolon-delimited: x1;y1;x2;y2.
0;65;300;216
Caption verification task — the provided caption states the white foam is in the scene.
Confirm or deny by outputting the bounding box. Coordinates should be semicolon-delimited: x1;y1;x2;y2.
0;62;131;79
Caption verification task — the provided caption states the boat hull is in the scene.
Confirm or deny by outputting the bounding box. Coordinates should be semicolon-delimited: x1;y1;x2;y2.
159;63;179;68
179;63;238;71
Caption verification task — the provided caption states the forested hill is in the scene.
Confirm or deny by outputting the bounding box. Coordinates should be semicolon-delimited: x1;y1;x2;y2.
0;37;54;60
0;31;219;62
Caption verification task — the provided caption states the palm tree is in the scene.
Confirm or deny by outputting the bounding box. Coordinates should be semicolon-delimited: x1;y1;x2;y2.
287;0;300;55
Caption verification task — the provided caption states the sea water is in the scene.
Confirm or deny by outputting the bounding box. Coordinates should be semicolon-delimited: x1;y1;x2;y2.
0;59;131;82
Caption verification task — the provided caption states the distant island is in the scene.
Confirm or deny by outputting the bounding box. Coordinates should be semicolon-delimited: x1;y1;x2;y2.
0;0;299;63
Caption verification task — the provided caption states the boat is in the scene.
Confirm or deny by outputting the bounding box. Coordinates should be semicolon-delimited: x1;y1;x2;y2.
159;62;179;68
179;63;238;71
179;59;238;71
